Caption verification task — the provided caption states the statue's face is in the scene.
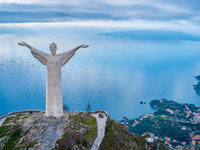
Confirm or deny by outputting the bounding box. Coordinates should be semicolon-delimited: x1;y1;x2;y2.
50;44;57;56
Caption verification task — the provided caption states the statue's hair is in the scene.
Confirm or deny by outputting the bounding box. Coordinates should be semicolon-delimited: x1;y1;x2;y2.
49;43;57;50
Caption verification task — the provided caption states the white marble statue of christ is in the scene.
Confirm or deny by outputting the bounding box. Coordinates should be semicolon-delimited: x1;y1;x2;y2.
18;42;89;117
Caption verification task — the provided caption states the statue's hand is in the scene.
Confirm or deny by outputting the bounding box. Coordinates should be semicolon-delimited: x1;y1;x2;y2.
18;41;27;46
80;44;89;48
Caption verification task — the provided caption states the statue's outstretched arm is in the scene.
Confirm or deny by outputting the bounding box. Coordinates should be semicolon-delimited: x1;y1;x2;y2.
18;41;48;56
68;44;89;54
59;44;89;66
18;41;48;65
59;44;89;56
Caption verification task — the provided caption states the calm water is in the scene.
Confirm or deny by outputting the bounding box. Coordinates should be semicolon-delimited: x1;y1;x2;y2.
0;25;200;120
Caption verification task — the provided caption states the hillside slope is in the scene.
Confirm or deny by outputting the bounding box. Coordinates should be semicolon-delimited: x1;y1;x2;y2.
0;110;160;150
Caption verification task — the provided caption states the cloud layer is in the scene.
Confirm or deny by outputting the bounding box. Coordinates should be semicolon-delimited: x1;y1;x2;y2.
0;0;200;29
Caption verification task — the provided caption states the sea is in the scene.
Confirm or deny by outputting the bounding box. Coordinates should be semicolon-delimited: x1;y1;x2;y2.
0;25;200;120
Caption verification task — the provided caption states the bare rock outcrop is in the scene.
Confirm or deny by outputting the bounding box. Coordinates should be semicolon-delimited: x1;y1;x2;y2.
0;111;98;150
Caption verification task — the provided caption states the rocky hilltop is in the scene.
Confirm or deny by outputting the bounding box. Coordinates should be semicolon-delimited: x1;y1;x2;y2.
0;110;148;150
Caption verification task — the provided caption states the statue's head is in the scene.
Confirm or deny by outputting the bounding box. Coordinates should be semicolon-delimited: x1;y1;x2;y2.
49;43;57;56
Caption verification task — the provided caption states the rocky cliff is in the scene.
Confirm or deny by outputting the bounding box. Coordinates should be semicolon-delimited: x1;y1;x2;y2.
0;111;154;150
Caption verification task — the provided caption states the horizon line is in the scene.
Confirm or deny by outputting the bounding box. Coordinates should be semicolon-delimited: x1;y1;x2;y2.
0;21;200;31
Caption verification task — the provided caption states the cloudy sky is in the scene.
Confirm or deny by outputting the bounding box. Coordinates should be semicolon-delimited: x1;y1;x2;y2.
0;0;200;30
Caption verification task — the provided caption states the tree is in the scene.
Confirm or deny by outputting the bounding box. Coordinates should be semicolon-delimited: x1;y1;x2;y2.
63;104;69;112
86;102;91;112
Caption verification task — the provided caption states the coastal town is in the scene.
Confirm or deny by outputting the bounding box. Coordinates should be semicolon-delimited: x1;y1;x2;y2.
121;99;200;150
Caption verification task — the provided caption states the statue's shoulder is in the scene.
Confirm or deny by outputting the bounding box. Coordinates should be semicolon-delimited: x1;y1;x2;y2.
57;50;70;57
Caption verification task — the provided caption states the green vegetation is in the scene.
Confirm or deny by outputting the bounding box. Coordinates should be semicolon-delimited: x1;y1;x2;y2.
57;131;82;150
82;116;97;127
2;124;22;150
3;114;31;126
128;99;200;146
73;114;97;127
0;125;11;137
15;114;24;120
55;115;97;150
150;99;190;112
186;146;200;149
99;118;147;150
128;116;189;143
3;116;15;125
81;115;97;143
0;113;37;150
149;99;199;118
83;127;97;142
22;113;33;120
1;112;167;150
73;114;97;142
27;140;37;149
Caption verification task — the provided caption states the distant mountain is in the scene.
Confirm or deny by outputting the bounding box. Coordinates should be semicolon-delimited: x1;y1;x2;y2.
98;30;200;41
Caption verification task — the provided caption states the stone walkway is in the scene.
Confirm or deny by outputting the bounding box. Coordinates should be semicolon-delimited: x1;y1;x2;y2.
90;113;108;150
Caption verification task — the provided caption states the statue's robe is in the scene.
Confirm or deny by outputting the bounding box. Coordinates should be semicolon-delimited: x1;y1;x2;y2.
31;49;74;117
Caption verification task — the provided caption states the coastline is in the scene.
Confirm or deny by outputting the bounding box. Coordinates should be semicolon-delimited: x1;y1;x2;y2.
127;99;200;149
194;75;200;94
